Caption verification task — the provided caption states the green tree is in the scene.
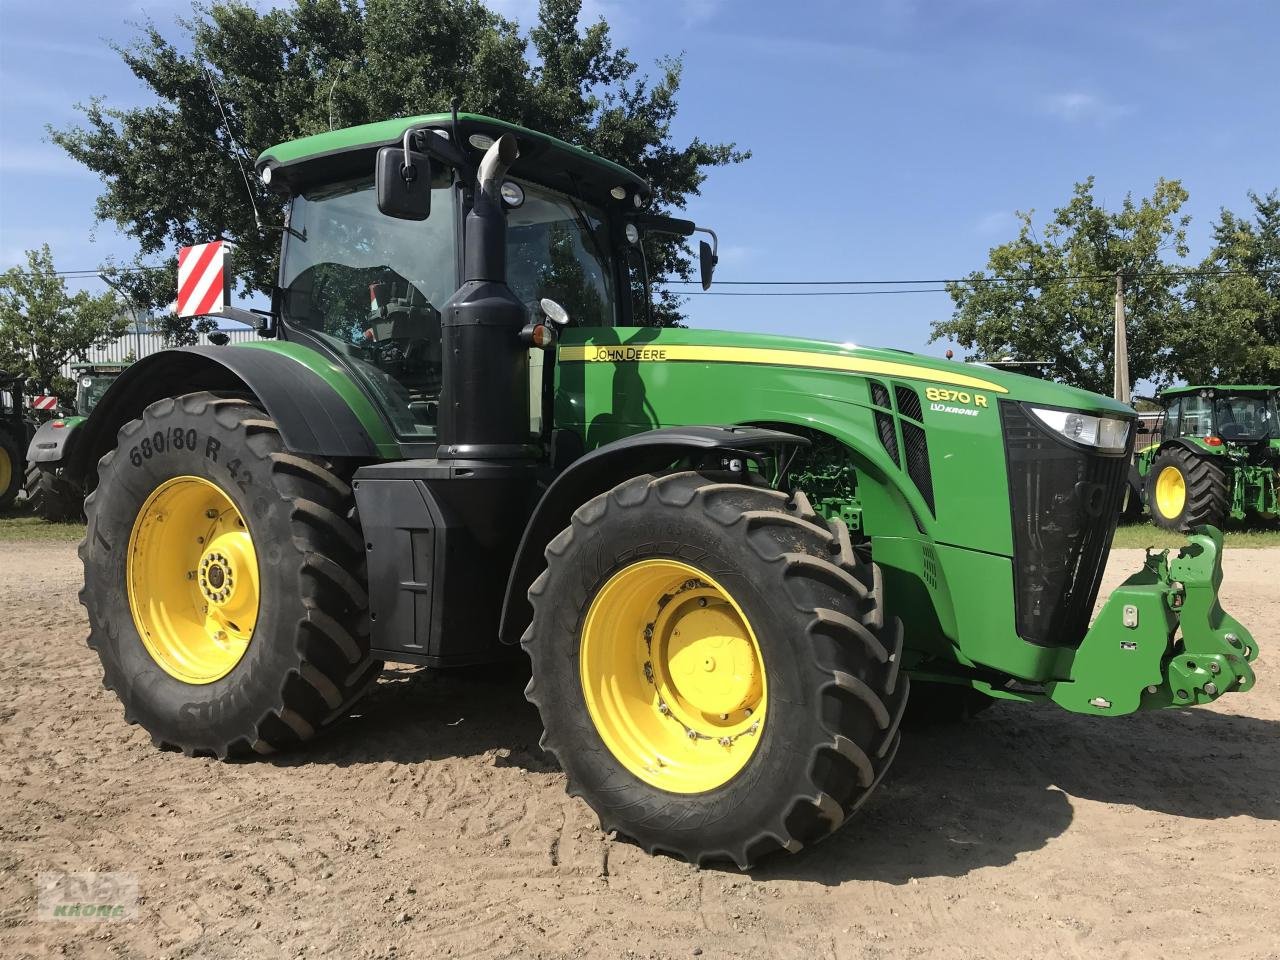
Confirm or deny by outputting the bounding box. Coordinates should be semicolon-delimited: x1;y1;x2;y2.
1169;191;1280;384
51;0;745;337
931;177;1191;394
0;246;128;397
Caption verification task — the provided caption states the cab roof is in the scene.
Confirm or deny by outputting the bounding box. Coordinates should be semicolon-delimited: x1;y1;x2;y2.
256;113;649;203
1161;384;1279;397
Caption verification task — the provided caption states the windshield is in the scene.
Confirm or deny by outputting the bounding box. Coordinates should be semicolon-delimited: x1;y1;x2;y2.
279;175;457;439
1215;394;1278;441
279;172;617;441
77;376;117;415
505;180;616;327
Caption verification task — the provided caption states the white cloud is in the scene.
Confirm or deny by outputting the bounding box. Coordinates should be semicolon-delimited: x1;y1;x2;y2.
974;210;1017;236
0;145;94;178
680;0;725;27
1042;91;1133;125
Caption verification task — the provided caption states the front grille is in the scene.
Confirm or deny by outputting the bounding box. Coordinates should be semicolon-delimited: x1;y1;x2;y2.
1000;402;1132;647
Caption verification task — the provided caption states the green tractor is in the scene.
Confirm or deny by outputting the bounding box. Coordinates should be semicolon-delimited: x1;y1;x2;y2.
43;114;1258;867
0;370;33;509
25;363;130;520
1137;385;1279;531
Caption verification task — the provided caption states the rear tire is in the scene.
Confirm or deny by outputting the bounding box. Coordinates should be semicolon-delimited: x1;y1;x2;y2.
81;391;380;758
1145;446;1228;532
523;471;908;868
0;429;22;510
25;463;83;521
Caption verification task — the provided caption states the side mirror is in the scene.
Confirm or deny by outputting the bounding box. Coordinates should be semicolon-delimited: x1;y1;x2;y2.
376;133;431;221
699;239;717;291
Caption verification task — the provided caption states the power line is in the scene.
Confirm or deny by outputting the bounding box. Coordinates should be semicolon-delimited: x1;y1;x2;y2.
681;288;950;297
663;266;1280;286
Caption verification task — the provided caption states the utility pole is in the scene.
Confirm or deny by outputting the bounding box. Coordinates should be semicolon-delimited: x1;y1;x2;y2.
1113;272;1131;405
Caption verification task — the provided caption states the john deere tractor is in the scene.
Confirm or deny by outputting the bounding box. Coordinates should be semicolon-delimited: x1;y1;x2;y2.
1138;385;1279;530
0;370;32;509
25;363;130;520
42;114;1258;868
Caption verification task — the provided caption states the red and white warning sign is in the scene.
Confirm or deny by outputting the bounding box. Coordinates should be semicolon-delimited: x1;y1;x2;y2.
176;241;229;318
30;395;59;411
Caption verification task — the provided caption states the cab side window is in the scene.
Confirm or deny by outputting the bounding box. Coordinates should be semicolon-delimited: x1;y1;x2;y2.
1162;399;1182;440
1178;395;1212;437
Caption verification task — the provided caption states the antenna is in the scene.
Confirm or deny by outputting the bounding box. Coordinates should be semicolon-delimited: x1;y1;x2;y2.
328;62;349;131
202;64;264;231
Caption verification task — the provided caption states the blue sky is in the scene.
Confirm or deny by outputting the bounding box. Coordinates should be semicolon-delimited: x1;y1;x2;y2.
1;0;1277;358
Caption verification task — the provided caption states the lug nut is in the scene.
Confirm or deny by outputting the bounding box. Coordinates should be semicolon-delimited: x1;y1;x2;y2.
1208;662;1221;674
1224;633;1241;648
1204;682;1218;696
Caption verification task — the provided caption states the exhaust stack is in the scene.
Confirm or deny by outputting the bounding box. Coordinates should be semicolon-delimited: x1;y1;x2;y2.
437;135;535;460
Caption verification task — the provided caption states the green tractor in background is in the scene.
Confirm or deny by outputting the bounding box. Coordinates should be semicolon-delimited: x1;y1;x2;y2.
25;363;130;521
35;113;1259;868
0;370;33;509
1138;385;1279;531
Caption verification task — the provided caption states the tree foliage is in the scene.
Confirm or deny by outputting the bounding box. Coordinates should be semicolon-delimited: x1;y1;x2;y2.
1169;191;1280;384
933;179;1280;393
931;177;1191;394
51;0;746;338
0;246;128;397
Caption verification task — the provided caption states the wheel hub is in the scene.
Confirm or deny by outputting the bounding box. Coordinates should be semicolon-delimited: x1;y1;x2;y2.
127;476;260;684
1155;465;1187;518
579;560;767;794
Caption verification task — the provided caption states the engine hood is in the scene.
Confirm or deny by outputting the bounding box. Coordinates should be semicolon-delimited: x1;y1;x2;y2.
581;327;1136;419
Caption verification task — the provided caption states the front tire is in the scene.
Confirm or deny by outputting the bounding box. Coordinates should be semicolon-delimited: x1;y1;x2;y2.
1145;446;1228;532
81;392;380;758
523;471;908;868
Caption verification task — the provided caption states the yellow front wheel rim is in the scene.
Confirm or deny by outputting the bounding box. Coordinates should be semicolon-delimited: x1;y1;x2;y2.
580;559;766;794
127;476;259;684
1155;465;1187;518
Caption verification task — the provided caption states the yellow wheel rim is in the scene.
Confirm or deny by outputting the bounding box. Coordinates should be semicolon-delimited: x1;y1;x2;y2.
127;476;259;684
0;446;11;494
580;559;766;794
1155;465;1187;519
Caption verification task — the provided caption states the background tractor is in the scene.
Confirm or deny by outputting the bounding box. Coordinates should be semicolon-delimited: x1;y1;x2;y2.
1137;385;1279;530
24;362;130;521
0;369;33;509
39;113;1258;868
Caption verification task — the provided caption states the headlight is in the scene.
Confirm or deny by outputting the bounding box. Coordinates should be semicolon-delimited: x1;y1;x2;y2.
1030;407;1130;454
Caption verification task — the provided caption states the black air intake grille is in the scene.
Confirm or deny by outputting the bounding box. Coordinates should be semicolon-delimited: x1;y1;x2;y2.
1000;402;1132;647
895;385;923;421
875;411;900;465
901;421;935;513
870;381;891;408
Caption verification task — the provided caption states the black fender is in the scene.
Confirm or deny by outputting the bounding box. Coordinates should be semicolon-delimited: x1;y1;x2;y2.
498;425;807;645
26;418;79;464
63;346;382;482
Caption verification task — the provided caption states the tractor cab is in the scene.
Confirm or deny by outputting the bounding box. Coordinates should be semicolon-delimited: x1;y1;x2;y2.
257;113;714;448
71;363;129;417
1157;385;1280;454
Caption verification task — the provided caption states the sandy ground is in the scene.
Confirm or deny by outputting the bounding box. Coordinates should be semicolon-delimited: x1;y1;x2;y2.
0;541;1276;960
